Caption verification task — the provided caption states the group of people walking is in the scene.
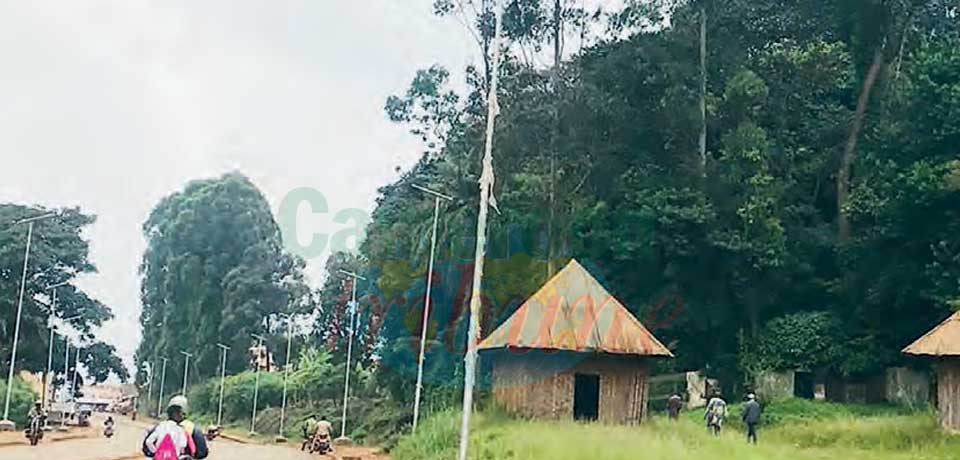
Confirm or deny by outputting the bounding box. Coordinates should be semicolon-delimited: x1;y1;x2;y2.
666;391;762;444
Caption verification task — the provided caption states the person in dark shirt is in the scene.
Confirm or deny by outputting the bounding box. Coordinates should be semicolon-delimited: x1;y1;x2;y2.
742;393;762;444
666;394;683;420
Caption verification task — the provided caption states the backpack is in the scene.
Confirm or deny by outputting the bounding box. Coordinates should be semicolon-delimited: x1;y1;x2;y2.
153;434;180;460
149;420;193;459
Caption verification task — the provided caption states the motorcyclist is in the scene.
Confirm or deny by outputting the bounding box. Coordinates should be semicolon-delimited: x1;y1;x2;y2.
26;401;46;429
104;416;115;437
312;415;333;454
300;415;318;451
27;401;44;422
141;396;209;459
24;401;45;443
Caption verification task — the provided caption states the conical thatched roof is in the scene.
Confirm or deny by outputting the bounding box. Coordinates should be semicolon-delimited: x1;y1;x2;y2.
903;311;960;357
479;260;673;357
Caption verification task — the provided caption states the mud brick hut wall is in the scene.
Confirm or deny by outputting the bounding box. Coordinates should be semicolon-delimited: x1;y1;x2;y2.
490;353;650;424
937;360;960;431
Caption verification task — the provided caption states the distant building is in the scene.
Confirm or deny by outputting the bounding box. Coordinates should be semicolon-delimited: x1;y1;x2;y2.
479;260;673;424
903;311;960;431
76;398;111;413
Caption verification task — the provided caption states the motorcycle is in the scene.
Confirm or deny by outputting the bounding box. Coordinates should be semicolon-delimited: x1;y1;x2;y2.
104;425;115;438
309;433;332;455
205;426;221;441
25;415;43;446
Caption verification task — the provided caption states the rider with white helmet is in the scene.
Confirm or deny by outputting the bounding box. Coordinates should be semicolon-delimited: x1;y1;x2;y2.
141;396;209;459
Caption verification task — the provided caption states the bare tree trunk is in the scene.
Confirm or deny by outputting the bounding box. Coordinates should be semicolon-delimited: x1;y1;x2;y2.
482;0;493;96
837;47;884;242
699;8;708;177
547;0;562;279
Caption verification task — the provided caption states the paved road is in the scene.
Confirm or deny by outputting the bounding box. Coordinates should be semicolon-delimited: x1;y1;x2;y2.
0;415;322;460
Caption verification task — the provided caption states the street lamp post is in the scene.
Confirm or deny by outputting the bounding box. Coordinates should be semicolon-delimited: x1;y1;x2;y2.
42;282;70;412
250;334;266;435
145;359;155;417
410;184;452;431
215;344;230;428
1;212;57;430
60;335;70;431
156;358;168;418
278;314;295;441
71;348;81;402
337;269;365;442
47;313;80;430
179;351;193;396
44;320;55;410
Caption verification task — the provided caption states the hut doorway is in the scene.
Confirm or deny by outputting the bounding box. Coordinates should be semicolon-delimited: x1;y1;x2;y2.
795;372;815;399
574;374;600;421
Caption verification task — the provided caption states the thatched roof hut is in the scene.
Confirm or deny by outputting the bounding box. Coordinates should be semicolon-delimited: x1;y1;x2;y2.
903;311;960;431
479;260;672;424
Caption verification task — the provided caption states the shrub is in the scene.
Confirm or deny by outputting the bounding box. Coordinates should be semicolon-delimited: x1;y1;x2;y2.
0;377;37;427
220;371;285;420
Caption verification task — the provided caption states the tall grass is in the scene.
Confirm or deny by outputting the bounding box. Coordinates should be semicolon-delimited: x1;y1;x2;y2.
392;400;960;460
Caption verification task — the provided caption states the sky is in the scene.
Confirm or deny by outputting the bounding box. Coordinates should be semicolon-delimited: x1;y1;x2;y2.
0;0;621;376
0;0;478;372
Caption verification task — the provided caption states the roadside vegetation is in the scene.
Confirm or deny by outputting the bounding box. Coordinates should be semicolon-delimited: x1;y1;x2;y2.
180;346;411;446
0;377;37;427
393;400;956;460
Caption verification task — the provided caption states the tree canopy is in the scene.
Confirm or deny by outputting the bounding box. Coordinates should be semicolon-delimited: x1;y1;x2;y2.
0;204;128;383
134;172;311;388
348;0;960;396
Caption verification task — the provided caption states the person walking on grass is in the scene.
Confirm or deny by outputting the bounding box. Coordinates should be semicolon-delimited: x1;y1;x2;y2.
667;393;683;420
742;393;762;444
704;391;727;436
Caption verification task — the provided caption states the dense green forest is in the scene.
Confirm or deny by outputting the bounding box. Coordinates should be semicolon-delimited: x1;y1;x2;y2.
365;0;960;400
127;0;960;437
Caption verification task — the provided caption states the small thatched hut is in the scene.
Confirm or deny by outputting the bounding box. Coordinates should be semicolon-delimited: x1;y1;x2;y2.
479;260;673;424
903;311;960;431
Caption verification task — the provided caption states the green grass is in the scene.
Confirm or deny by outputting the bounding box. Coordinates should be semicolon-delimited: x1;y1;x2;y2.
392;400;960;460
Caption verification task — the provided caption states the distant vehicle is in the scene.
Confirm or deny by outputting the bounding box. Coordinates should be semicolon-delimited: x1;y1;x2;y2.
78;410;91;427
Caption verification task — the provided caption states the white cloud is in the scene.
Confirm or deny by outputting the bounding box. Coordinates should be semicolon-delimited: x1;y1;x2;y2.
0;0;476;373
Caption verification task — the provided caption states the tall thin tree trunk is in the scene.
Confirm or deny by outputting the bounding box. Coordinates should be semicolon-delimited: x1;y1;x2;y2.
837;47;884;242
547;0;562;279
699;8;708;178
